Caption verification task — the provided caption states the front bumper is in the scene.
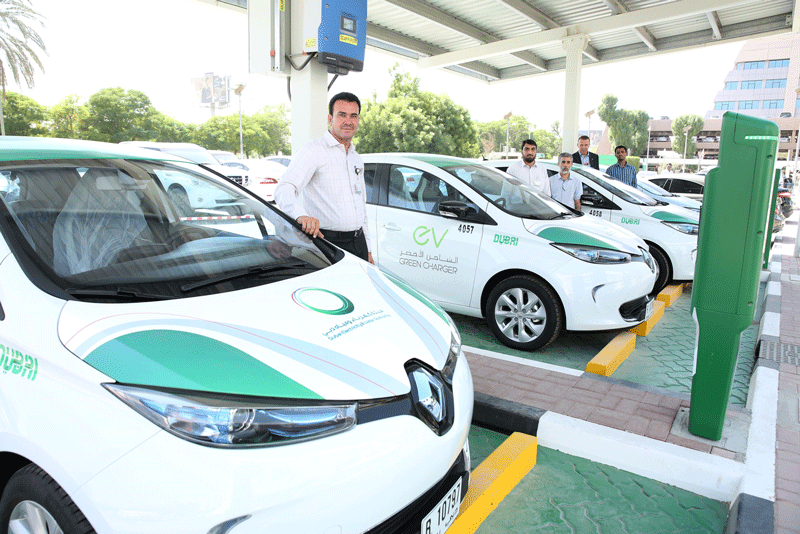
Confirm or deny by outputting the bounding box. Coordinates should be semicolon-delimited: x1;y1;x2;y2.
72;353;474;534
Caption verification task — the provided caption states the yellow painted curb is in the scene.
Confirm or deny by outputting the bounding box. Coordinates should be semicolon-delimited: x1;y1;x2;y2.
449;432;538;534
656;283;684;307
629;299;666;336
585;331;637;376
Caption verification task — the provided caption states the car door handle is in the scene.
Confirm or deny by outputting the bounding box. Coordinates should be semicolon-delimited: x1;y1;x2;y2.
382;223;401;231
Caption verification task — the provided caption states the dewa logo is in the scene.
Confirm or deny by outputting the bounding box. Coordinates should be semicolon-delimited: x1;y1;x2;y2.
292;288;355;315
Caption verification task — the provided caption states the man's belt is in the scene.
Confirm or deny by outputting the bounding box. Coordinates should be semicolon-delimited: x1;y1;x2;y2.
321;228;363;239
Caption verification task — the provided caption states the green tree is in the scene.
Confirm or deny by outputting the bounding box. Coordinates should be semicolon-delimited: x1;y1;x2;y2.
252;104;291;155
597;94;649;156
2;91;45;136
354;67;480;157
81;88;157;143
671;114;704;161
0;0;47;135
151;112;195;143
193;114;268;157
476;116;561;159
48;94;87;139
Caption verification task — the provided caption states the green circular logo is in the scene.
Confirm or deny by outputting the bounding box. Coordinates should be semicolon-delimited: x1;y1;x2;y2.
292;288;355;315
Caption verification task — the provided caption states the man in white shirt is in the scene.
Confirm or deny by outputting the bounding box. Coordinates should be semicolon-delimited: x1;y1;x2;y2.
274;92;373;263
549;153;582;210
504;139;551;196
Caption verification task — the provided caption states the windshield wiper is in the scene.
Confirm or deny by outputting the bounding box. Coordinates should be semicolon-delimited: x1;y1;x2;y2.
65;287;175;301
547;213;573;220
180;260;313;293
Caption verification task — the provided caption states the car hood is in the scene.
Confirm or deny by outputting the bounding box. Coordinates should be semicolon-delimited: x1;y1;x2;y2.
522;214;646;255
57;260;452;401
640;203;700;224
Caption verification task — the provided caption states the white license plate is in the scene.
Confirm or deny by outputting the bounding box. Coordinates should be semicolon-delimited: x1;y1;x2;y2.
421;478;462;534
645;298;654;319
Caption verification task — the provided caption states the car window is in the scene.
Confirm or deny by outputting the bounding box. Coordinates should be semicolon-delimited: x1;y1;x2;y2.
364;163;377;203
638;180;674;196
650;178;669;188
444;163;573;219
581;183;615;209
572;167;658;206
669;179;704;194
0;159;330;301
387;165;469;215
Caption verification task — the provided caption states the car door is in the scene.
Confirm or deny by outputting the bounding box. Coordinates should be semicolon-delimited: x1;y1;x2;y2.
372;163;484;307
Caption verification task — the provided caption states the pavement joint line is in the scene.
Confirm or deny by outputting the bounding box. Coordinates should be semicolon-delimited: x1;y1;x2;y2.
450;432;538;534
462;345;584;377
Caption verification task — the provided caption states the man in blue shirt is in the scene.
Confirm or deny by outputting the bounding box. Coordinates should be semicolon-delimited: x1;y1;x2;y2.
605;145;637;188
549;153;582;210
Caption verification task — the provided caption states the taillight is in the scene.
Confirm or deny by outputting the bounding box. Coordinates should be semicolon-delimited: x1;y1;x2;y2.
257;177;278;185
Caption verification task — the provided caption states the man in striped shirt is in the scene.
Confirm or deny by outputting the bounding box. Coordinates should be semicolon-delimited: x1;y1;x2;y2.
275;92;373;264
605;145;637;188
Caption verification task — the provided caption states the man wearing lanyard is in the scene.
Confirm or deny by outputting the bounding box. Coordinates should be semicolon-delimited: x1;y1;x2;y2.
505;139;551;195
549;153;582;210
605;145;638;188
571;135;599;170
275;92;373;264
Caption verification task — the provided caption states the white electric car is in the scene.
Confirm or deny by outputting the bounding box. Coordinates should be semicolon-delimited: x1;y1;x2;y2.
0;138;472;534
362;154;657;352
539;162;699;293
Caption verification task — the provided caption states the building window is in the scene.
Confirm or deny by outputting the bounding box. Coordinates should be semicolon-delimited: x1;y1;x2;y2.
715;101;735;110
766;79;787;88
743;61;765;70
739;100;760;110
725;81;738;90
741;80;762;89
764;99;784;109
769;59;790;68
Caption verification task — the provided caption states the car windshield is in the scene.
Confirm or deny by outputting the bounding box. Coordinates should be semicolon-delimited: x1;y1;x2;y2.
0;159;331;302
441;163;574;219
575;167;658;206
213;152;238;164
638;180;675;197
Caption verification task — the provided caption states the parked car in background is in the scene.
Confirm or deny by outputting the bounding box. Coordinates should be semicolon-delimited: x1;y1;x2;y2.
538;162;699;294
637;177;702;212
265;155;292;167
120;141;249;187
209;149;238;164
648;173;705;201
778;187;794;217
0;137;473;534
364;153;657;351
224;159;287;202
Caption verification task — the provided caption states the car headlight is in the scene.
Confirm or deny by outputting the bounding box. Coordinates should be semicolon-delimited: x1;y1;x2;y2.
662;221;699;235
638;246;656;273
551;243;632;264
104;384;356;448
441;314;462;385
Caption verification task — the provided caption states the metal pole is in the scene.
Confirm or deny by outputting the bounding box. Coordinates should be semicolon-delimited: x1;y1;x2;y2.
647;123;651;171
238;92;244;157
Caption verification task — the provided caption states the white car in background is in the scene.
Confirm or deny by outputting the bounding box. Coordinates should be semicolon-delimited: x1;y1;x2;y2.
648;173;706;201
209;149;239;164
363;153;657;351
224;159;287;202
539;162;699;293
637;177;702;212
0;137;473;534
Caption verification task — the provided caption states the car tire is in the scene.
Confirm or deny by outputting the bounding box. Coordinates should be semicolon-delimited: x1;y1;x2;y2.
648;243;671;294
168;186;192;217
0;464;95;534
486;275;563;351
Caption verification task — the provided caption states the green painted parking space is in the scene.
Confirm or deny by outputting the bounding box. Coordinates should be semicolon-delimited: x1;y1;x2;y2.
612;285;758;407
452;314;619;372
467;425;509;470
472;447;728;534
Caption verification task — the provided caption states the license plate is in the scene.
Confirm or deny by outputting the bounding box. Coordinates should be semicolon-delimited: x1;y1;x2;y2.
645;298;654;319
421;478;462;534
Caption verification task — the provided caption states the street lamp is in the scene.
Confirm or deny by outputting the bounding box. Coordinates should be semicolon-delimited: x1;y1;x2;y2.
585;109;595;145
646;122;652;171
793;87;800;175
234;83;247;157
682;125;691;172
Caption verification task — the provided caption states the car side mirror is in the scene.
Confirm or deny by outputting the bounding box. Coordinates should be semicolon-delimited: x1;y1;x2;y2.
438;200;477;219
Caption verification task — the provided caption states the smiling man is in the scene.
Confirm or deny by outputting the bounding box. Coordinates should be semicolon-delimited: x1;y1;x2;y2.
275;92;373;263
572;135;599;170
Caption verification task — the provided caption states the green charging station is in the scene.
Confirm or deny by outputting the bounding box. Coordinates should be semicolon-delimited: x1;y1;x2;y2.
689;111;778;441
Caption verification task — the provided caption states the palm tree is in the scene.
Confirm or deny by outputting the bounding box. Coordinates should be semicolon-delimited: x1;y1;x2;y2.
0;0;46;135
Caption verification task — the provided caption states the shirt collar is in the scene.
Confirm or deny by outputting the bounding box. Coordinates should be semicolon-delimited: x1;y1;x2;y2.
323;131;356;152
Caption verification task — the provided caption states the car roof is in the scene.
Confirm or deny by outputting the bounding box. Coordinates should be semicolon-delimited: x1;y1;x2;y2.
0;137;187;163
364;153;482;169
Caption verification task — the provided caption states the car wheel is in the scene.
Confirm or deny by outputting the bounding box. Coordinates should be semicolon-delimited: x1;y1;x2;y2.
648;244;671;294
486;276;562;351
168;186;192;217
0;464;95;534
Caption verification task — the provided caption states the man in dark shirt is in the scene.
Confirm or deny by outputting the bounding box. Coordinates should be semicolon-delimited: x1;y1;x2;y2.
572;135;599;170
